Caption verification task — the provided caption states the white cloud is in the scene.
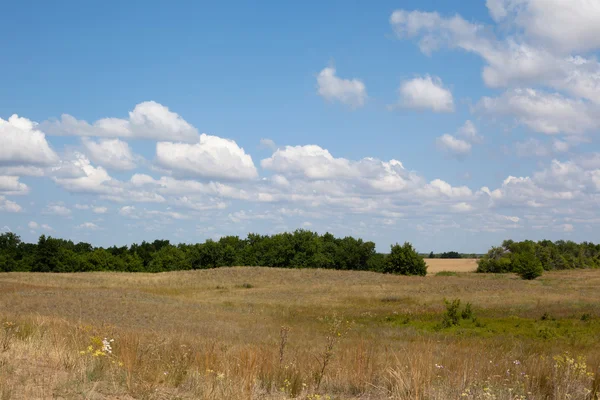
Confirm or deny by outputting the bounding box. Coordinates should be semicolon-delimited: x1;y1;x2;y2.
262;145;354;179
487;0;600;54
398;75;454;112
0;176;29;195
458;120;483;144
561;223;574;232
0;196;21;213
0;166;45;177
514;138;551;157
477;88;598;135
28;221;38;229
52;153;113;194
259;138;277;150
77;222;99;230
156;133;258;180
390;8;600;105
418;179;473;198
552;140;570;153
41;101;199;142
436;134;471;158
0;115;59;166
93;206;108;214
451;202;473;212
316;66;367;108
81;138;138;170
119;206;136;217
43;203;72;217
75;204;90;210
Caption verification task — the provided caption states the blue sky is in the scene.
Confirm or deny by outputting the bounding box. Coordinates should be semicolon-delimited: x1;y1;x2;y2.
2;0;600;252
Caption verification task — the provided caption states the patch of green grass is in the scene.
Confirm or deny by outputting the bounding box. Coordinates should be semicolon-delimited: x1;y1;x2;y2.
384;313;600;342
435;271;458;277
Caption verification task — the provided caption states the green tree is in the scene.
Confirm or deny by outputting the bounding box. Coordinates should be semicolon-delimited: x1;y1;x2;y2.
513;252;543;280
383;242;427;276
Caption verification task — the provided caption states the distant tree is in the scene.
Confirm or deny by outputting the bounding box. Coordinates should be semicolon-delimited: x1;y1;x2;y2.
513;252;543;280
440;251;461;259
428;251;435;259
383;242;427;276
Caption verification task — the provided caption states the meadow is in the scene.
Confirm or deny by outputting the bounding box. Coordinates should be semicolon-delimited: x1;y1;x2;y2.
0;261;599;399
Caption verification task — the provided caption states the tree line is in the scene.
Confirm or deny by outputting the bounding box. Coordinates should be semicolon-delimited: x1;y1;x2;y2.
477;239;600;279
0;231;427;275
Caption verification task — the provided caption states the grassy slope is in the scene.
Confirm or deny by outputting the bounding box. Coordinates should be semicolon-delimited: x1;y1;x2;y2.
1;267;599;399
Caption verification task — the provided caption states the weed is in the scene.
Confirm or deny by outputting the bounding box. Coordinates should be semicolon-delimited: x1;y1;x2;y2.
314;316;351;390
461;302;473;320
581;313;593;322
237;283;254;289
440;299;461;328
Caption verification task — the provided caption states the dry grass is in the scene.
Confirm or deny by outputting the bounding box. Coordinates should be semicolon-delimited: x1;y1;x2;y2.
425;258;478;274
1;267;599;399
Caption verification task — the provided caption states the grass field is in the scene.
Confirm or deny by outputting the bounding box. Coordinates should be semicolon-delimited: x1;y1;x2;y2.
425;258;478;274
1;266;599;399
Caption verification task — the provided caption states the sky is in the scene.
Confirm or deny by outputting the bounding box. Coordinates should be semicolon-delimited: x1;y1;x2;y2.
2;0;600;253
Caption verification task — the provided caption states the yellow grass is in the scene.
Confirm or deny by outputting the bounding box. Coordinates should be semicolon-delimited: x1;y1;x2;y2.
425;258;478;274
1;267;599;399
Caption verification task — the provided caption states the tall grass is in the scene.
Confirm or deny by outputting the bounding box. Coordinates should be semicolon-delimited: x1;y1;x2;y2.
0;267;599;398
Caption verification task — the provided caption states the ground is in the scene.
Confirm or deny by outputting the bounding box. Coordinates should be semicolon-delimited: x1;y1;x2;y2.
0;262;599;399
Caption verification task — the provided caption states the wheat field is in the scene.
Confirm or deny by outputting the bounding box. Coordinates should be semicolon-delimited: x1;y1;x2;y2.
424;258;478;274
1;267;599;399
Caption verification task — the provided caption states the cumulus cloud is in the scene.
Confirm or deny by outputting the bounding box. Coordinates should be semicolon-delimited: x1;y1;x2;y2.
81;138;138;170
0;196;21;213
398;75;454;112
43;203;72;217
28;221;53;231
52;153;113;194
486;0;600;54
41;101;199;142
0;176;29;195
156;133;258;180
436;134;472;158
93;206;108;214
77;222;99;230
390;8;600;105
316;66;367;108
458;120;483;144
0;115;59;166
259;138;277;150
477;88;598;135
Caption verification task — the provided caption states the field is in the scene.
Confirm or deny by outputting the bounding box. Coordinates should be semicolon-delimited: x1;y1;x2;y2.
1;266;599;399
425;258;478;274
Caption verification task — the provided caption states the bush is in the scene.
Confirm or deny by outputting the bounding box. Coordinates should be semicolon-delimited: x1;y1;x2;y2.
513;252;543;280
441;299;461;328
383;242;427;276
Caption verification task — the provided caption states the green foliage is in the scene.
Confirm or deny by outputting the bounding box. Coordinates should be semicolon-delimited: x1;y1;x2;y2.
0;230;397;274
440;251;461;259
513;251;544;280
479;239;600;275
435;271;458;277
383;242;427;276
461;302;473;320
440;299;461;328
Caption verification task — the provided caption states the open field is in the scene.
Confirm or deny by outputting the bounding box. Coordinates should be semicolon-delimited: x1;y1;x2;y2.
425;258;478;274
1;267;600;399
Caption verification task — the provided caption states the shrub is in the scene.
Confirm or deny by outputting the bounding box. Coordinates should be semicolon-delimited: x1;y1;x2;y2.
382;242;427;276
461;302;473;320
441;299;461;328
513;252;543;280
